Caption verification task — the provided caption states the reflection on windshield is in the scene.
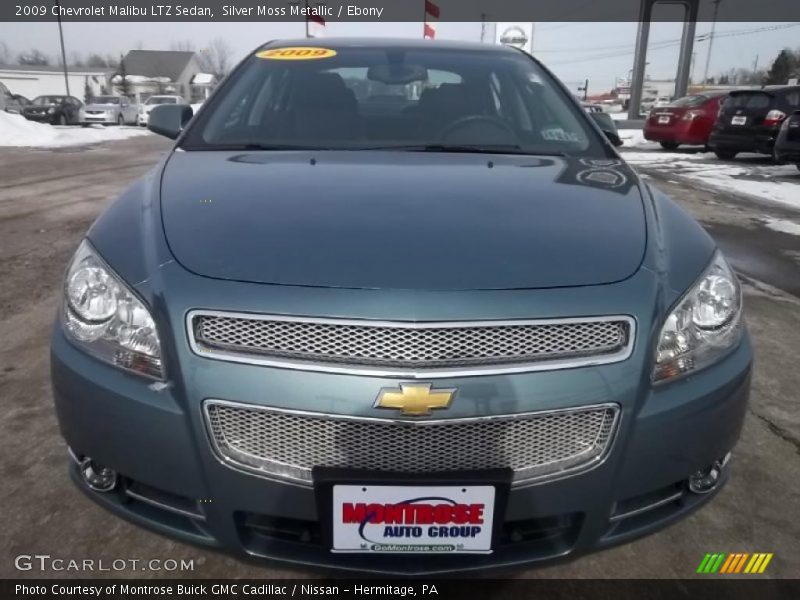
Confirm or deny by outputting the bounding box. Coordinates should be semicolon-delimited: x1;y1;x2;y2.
181;46;606;157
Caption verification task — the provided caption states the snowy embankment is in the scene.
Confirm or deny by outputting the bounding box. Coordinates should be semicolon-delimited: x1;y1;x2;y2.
616;129;800;211
0;111;150;148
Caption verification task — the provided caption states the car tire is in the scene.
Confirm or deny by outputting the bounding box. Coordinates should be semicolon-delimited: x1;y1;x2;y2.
714;150;737;160
660;142;680;151
81;124;89;128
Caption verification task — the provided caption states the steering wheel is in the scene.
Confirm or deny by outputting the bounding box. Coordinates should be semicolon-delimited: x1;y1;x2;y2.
438;115;519;144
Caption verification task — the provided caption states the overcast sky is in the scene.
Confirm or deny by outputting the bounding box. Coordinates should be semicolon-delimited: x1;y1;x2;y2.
1;21;798;93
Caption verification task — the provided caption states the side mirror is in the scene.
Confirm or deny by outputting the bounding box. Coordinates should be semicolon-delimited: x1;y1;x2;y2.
148;104;193;139
589;112;623;147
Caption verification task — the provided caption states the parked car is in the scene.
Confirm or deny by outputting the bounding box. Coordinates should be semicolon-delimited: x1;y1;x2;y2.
79;95;138;126
51;38;751;575
708;86;800;160
13;94;32;108
644;91;728;150
653;96;672;108
137;95;187;126
773;110;800;171
0;82;25;114
22;95;82;125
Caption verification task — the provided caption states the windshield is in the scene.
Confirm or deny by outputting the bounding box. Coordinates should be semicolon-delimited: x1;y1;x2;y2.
181;45;604;155
33;96;65;106
146;96;177;105
724;93;771;110
92;96;120;104
671;95;707;107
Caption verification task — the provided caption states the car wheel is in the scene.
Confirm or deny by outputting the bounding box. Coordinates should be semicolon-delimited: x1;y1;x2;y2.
117;114;125;126
57;114;67;126
714;150;737;160
660;142;680;151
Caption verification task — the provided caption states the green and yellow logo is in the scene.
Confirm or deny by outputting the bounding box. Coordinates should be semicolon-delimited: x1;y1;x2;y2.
697;552;773;574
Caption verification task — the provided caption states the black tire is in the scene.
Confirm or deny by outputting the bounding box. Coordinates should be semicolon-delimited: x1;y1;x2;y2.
660;142;680;151
714;149;737;160
81;123;89;128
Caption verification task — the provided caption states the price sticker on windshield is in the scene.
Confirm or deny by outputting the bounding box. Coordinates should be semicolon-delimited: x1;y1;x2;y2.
256;47;337;60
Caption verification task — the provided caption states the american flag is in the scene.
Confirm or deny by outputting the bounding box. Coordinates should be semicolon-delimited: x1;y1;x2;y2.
306;1;326;38
423;0;439;39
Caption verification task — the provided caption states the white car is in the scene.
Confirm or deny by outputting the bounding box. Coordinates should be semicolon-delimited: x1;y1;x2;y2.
138;95;187;126
79;96;138;126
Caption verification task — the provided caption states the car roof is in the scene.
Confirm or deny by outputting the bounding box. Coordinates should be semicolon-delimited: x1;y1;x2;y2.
259;37;519;54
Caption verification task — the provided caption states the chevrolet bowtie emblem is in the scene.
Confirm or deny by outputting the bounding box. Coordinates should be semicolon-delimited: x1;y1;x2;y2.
374;383;456;416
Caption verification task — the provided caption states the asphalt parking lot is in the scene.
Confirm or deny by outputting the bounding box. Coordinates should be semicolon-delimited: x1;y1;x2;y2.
0;136;798;579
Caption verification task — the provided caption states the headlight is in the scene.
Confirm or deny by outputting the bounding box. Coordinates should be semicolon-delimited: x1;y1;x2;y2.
653;251;743;383
62;240;163;379
47;107;55;114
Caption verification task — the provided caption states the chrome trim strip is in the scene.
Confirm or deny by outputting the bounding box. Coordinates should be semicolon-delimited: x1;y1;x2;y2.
123;487;206;521
201;399;621;488
186;311;636;378
609;490;684;522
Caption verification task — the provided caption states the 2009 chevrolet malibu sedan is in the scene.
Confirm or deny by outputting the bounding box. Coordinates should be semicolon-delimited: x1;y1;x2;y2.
51;39;751;575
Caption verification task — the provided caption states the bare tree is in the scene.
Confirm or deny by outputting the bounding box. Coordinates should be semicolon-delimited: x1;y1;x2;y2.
17;49;50;66
171;40;196;52
0;41;11;66
198;37;233;80
115;55;132;98
86;53;109;68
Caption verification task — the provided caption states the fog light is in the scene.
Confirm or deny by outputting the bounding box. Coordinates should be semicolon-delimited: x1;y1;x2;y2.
80;457;118;493
688;453;730;494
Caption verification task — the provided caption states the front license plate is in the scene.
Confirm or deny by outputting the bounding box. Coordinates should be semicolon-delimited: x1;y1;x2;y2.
731;115;747;125
331;484;496;554
658;115;670;124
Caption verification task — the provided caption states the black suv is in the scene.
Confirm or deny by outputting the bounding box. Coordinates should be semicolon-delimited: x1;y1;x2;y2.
708;86;800;160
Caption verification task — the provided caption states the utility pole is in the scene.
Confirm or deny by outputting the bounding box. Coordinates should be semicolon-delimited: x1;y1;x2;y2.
702;0;721;84
54;0;70;96
578;79;589;101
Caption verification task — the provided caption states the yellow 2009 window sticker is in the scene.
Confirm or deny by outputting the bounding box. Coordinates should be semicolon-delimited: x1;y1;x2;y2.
256;47;337;60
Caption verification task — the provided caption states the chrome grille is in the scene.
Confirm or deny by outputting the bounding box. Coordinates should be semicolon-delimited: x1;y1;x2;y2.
190;312;633;376
204;401;620;485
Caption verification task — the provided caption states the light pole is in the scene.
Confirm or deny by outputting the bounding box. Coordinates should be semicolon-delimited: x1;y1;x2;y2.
54;0;70;96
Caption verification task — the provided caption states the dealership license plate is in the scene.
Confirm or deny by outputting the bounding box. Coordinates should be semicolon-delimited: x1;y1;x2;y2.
331;484;496;554
731;115;747;125
658;115;671;124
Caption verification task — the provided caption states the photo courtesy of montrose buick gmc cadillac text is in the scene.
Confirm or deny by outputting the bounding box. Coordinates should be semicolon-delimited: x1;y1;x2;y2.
51;39;752;575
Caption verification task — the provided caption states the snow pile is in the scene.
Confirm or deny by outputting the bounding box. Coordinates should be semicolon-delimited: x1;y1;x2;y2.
622;150;800;210
190;102;204;114
111;74;171;84
0;111;151;148
762;217;800;236
618;128;656;149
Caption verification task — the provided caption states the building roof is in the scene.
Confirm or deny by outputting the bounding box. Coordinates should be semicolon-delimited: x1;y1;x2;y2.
120;50;196;81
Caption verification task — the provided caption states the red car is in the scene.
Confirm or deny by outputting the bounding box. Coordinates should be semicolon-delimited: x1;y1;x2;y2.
644;91;728;150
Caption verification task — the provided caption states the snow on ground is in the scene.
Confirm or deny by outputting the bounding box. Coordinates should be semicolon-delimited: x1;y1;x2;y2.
0;111;151;148
609;112;630;121
618;128;655;149
621;147;800;211
762;218;800;236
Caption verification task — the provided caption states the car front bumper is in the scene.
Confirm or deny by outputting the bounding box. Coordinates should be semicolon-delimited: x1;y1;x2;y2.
81;113;117;124
51;314;752;575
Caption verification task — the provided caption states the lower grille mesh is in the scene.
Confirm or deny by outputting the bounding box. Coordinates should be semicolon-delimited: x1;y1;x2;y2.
205;402;619;485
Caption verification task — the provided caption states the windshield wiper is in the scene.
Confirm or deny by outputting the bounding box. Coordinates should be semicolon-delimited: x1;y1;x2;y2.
185;143;325;151
362;143;568;156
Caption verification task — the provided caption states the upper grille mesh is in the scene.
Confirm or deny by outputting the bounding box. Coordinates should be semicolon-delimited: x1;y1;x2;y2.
205;402;619;485
192;315;630;370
